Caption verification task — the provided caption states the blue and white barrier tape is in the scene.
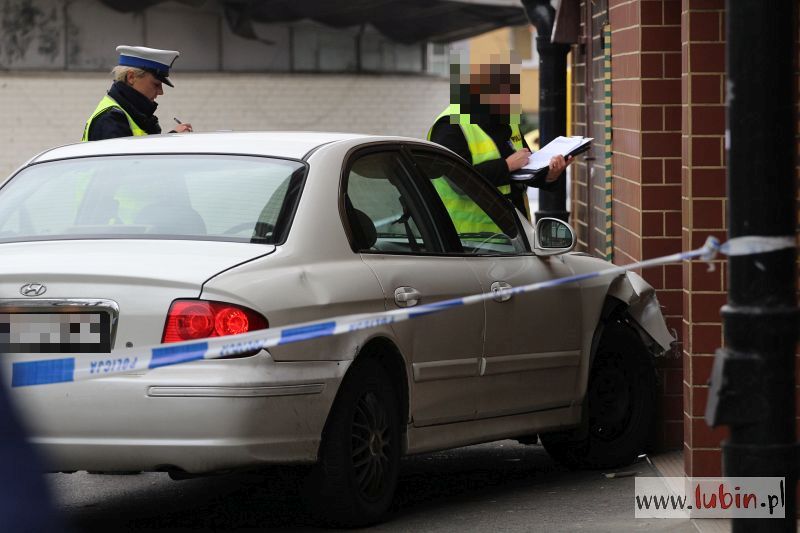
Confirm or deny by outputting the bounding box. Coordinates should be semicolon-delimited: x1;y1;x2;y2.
8;235;797;388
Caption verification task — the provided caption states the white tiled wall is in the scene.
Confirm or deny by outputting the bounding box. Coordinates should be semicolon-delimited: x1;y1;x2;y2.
0;72;449;177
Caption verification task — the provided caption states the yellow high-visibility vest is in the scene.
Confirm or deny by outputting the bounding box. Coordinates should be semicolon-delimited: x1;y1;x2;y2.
427;104;524;234
82;95;147;142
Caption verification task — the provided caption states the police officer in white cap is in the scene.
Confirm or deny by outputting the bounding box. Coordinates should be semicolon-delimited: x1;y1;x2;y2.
82;45;193;141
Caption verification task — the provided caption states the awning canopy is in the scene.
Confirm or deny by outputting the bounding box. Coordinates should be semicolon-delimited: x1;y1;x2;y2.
99;0;529;44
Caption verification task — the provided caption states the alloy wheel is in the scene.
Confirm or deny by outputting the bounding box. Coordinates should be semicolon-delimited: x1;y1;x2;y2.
351;391;391;501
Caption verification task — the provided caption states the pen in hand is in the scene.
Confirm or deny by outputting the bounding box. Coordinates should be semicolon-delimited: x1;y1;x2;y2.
172;117;192;133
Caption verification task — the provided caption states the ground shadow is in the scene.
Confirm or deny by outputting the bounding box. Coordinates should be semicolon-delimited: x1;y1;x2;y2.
58;441;605;532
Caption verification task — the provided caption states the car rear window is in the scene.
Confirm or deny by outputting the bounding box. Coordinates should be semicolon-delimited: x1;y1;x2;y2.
0;155;306;244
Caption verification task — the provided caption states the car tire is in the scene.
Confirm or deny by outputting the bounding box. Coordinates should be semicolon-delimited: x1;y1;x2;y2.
540;319;656;469
306;358;400;527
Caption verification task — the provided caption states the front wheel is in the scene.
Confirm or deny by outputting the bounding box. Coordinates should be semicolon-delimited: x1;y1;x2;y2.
306;358;400;527
540;320;656;469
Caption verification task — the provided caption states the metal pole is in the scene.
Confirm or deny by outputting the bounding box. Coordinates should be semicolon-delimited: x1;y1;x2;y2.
521;0;570;223
705;1;799;531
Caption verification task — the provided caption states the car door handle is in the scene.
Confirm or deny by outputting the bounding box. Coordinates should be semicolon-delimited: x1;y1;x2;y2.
394;287;421;307
491;281;513;302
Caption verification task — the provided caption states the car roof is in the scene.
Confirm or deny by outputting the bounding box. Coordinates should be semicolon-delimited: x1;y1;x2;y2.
29;131;377;163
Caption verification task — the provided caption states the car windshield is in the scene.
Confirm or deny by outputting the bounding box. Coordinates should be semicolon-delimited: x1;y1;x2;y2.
0;155;306;244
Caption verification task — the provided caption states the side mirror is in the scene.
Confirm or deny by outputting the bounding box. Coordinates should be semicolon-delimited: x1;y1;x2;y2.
534;217;576;256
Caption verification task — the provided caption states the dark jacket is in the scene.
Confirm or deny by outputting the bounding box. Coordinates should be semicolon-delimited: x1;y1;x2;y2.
0;366;63;531
430;116;557;215
86;81;162;141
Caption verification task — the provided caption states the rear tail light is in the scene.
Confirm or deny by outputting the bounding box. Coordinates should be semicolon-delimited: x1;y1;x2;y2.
162;300;268;354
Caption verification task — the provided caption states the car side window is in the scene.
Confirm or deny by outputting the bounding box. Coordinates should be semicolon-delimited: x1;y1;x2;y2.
411;150;527;255
345;151;437;254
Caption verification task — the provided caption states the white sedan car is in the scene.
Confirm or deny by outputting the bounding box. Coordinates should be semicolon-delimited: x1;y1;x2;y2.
0;132;673;526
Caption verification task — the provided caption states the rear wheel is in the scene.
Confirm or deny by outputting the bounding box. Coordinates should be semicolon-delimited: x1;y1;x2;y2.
306;358;400;527
540;320;656;469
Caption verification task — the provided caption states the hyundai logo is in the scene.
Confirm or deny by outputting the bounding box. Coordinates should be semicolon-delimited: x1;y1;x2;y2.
20;283;47;297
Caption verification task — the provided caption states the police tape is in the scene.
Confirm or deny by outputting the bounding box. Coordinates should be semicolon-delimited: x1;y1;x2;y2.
8;235;797;388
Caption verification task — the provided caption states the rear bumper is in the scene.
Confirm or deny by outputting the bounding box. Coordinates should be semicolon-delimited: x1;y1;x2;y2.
7;352;349;474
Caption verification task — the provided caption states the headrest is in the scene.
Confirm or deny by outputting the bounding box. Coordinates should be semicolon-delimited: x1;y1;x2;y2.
348;208;377;250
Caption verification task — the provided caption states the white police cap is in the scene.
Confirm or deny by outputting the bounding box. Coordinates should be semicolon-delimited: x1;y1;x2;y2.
116;45;180;87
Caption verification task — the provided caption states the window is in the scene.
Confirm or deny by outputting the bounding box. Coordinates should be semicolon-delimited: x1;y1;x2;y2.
0;155;305;244
345;152;436;254
411;151;527;255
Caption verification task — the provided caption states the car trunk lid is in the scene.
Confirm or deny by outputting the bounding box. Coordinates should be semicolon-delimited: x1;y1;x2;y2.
0;239;274;349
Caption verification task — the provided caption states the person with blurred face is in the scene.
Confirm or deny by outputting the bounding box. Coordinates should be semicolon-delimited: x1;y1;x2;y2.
82;45;192;141
428;54;570;219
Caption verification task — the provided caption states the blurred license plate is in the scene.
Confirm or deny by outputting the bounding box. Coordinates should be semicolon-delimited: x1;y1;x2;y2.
0;312;111;353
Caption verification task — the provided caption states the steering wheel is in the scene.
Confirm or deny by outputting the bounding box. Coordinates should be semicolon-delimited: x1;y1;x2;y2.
222;221;275;238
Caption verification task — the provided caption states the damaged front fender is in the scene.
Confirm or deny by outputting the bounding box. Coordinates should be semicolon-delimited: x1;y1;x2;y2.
607;272;675;355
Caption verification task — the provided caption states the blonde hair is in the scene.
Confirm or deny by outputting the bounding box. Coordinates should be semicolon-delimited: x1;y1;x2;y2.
111;66;148;84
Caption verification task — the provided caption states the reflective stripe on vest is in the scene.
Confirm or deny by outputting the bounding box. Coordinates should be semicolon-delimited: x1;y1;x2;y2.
82;95;147;142
428;104;524;234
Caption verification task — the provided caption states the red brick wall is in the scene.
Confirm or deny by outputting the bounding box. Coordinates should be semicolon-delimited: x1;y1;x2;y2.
637;0;684;450
608;0;642;264
572;0;611;255
605;0;685;450
680;0;727;478
574;0;798;468
572;0;685;450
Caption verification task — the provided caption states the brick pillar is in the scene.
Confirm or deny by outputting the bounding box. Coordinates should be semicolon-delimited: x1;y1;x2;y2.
604;0;684;450
680;0;728;477
638;0;684;450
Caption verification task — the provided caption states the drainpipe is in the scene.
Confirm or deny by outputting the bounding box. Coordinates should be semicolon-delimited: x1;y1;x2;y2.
705;1;798;532
521;0;571;223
